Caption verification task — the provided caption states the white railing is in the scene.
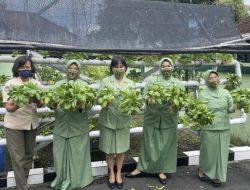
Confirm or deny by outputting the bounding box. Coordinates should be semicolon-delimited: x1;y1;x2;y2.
0;109;247;146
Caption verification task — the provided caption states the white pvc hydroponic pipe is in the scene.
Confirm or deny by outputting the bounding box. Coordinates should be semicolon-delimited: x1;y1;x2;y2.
0;111;247;146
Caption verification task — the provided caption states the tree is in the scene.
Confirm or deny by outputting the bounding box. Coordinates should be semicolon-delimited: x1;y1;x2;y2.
214;0;249;21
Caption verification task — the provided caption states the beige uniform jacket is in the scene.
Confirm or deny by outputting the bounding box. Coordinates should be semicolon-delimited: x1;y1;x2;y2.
2;77;41;130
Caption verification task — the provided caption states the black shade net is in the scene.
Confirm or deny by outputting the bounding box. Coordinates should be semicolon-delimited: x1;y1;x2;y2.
0;0;246;53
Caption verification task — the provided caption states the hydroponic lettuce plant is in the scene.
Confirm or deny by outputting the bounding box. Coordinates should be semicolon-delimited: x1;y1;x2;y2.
144;84;166;105
8;82;43;107
231;88;250;113
145;84;187;110
119;88;143;115
40;88;57;108
180;98;215;131
97;87;115;108
37;65;65;85
0;128;5;139
224;73;241;91
82;65;110;81
0;91;3;107
164;86;187;110
40;126;53;136
0;75;10;85
126;69;143;82
52;80;96;110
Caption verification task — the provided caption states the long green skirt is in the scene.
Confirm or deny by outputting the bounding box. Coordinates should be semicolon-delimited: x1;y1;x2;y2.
99;125;130;154
51;134;93;190
137;126;177;173
199;129;230;182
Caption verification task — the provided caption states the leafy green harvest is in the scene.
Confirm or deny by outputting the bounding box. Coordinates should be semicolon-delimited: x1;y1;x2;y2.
52;81;96;110
180;98;215;131
8;82;43;107
231;88;250;113
97;87;115;108
164;86;187;110
224;73;241;91
40;88;57;108
144;84;166;105
119;88;143;115
145;84;187;111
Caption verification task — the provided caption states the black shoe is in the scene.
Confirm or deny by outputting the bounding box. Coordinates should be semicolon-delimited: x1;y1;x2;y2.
116;182;124;189
197;168;208;182
159;176;167;185
108;181;116;189
125;172;144;178
212;180;221;187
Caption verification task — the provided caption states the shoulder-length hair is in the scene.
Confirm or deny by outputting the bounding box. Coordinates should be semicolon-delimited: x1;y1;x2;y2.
12;56;36;77
110;56;128;74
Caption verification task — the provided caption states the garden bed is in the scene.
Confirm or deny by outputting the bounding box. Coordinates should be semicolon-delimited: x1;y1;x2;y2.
33;128;200;168
0;129;200;172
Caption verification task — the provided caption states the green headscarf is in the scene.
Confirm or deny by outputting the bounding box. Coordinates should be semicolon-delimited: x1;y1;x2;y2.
66;59;81;80
159;57;174;78
203;69;220;88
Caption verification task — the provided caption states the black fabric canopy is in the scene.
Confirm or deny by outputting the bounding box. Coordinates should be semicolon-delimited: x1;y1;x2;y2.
0;0;247;53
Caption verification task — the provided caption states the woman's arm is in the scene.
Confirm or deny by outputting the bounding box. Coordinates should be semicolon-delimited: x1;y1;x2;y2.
226;90;236;113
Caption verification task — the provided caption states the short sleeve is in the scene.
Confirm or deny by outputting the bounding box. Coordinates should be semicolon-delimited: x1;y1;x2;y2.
2;80;12;103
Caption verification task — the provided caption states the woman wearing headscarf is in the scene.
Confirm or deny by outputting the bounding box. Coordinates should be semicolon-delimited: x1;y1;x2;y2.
2;55;42;190
197;70;235;187
126;58;184;184
51;60;93;190
98;56;134;189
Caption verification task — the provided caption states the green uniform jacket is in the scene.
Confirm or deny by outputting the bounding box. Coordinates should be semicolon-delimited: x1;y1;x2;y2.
198;70;234;182
144;74;184;129
98;75;134;130
53;79;89;138
199;87;234;131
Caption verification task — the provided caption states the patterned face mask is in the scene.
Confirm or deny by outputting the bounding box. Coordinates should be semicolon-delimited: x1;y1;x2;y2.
160;69;172;78
207;80;220;88
67;70;79;80
67;65;79;80
113;68;126;78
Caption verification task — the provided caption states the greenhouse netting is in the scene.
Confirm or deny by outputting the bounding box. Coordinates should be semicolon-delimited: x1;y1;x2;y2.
0;0;247;53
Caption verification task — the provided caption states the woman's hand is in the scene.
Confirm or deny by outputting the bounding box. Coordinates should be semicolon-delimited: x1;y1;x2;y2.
30;97;44;108
76;102;83;109
232;104;237;112
36;100;44;108
167;104;178;113
4;101;19;112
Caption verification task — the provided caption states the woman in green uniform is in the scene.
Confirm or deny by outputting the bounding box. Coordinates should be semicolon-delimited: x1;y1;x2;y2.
126;58;184;185
98;56;134;189
51;60;93;190
197;70;235;187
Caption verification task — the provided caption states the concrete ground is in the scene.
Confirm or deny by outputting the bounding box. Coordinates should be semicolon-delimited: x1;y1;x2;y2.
4;160;250;190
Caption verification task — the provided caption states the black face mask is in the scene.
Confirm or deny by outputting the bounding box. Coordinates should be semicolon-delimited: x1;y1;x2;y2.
19;70;33;78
